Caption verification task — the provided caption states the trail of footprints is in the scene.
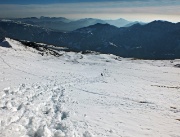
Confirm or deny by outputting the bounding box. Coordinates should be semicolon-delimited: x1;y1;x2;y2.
0;82;78;137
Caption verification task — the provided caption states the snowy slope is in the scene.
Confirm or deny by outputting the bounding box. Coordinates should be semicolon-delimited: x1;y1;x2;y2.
0;38;180;137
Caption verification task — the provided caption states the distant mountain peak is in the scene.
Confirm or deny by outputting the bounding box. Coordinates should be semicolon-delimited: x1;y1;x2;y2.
130;23;142;27
40;16;67;20
117;18;128;21
92;23;110;26
79;23;118;30
149;20;173;24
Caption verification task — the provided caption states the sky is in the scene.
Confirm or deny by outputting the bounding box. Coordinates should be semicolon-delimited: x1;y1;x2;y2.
0;0;179;22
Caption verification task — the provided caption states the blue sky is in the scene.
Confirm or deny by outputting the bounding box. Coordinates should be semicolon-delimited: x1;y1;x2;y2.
0;0;179;22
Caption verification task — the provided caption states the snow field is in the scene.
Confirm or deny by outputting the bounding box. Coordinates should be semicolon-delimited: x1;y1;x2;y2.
0;38;180;137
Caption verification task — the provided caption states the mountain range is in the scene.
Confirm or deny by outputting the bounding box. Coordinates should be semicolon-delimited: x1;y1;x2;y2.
6;17;141;32
0;19;179;59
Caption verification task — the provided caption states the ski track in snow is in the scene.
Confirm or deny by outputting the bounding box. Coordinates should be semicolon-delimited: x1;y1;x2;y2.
0;38;180;137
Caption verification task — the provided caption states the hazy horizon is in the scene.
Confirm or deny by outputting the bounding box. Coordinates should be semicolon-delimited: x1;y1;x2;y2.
0;0;179;23
1;16;180;24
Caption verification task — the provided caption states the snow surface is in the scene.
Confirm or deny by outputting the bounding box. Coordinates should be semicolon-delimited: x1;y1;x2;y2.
0;38;180;137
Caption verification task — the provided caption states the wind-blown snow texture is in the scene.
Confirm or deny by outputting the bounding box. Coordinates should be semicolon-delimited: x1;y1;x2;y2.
0;38;180;137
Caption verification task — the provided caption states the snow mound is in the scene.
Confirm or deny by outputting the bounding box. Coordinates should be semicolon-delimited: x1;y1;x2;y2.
0;82;78;137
